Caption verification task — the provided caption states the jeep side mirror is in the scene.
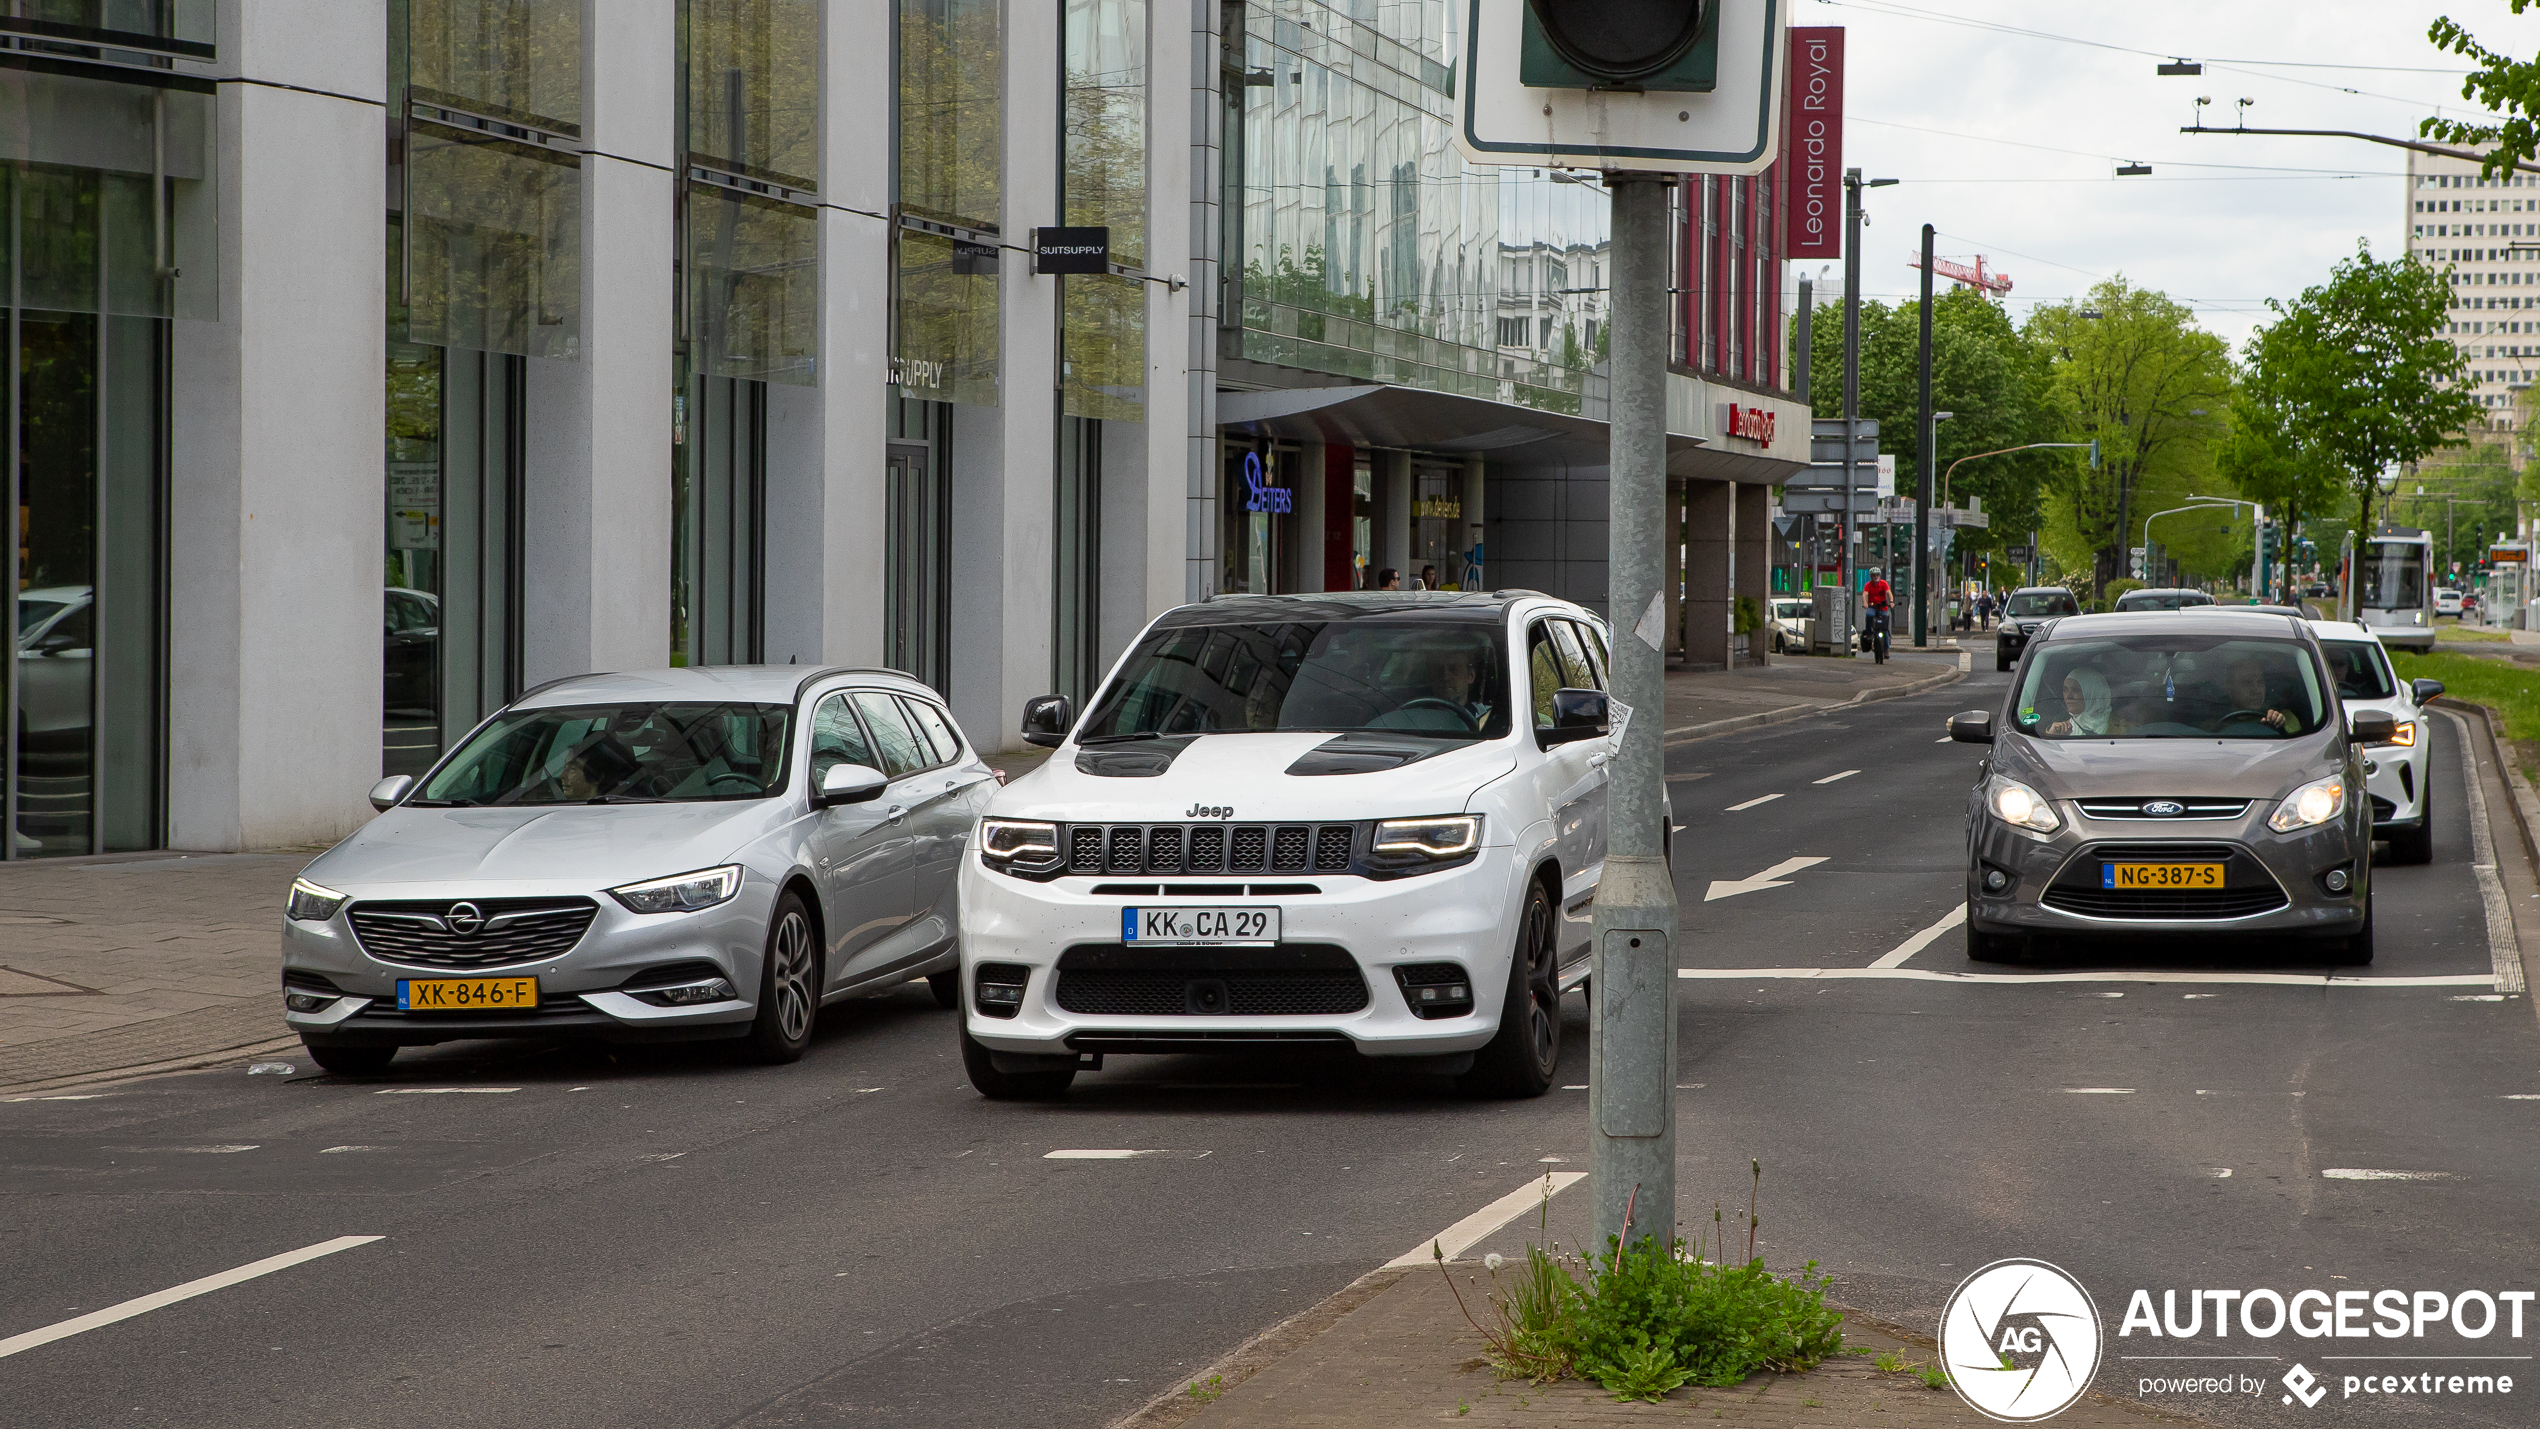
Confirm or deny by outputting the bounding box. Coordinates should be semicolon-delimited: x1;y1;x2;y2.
1537;688;1608;747
368;775;413;812
1946;710;1995;744
1020;694;1074;748
2349;710;2398;745
2411;678;2446;706
815;763;889;807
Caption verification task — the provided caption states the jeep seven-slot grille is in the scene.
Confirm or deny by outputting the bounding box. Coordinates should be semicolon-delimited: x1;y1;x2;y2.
1062;823;1358;876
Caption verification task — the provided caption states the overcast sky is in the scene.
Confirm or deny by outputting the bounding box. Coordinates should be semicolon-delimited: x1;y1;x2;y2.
1802;0;2540;356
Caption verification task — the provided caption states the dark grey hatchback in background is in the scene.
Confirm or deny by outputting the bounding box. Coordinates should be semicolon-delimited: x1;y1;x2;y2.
1949;610;2389;963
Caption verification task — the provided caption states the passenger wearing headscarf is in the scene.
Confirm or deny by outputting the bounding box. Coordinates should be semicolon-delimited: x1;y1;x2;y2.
2045;667;2112;737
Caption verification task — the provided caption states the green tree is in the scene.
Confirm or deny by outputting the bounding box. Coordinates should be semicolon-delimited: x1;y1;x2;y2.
2423;3;2540;176
2026;278;2233;595
2219;378;2345;599
2249;241;2480;577
1802;286;2065;568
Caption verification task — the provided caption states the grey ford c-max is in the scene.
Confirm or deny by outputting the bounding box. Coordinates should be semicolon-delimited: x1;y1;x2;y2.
1947;609;2389;964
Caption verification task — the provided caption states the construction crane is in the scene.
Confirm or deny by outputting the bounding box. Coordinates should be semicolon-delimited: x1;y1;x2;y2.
1908;253;2014;296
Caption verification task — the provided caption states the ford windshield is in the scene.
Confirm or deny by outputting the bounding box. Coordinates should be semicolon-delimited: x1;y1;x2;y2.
2013;635;2327;740
1077;621;1513;740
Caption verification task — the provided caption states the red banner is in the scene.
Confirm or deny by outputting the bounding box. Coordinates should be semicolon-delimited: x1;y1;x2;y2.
1787;27;1843;261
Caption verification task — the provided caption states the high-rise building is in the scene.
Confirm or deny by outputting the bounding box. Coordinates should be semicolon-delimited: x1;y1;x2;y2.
2405;146;2539;432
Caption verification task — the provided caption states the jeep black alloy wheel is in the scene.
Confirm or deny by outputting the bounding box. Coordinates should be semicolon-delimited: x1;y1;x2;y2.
743;891;819;1063
1462;878;1559;1098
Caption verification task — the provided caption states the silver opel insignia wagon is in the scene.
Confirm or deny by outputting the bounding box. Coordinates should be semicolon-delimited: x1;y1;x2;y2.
1948;609;2390;964
281;667;996;1073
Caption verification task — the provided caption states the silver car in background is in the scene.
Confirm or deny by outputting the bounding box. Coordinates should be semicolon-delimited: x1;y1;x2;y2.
1950;610;2388;964
281;667;995;1073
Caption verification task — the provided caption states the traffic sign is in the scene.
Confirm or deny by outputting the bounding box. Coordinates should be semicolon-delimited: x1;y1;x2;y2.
1456;0;1785;174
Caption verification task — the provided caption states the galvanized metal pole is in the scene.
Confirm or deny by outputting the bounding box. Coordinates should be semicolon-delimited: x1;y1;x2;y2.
1841;171;1864;649
1913;223;1934;647
1591;174;1680;1255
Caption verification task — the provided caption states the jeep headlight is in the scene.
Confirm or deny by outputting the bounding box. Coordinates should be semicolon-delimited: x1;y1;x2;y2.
1987;777;2060;835
978;819;1062;875
1373;815;1482;857
2267;776;2346;833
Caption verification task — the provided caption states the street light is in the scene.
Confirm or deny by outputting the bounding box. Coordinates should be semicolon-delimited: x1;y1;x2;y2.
1942;441;2093;507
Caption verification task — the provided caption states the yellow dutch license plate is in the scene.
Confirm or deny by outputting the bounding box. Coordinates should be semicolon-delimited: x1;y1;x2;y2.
2102;863;2223;891
397;977;539;1011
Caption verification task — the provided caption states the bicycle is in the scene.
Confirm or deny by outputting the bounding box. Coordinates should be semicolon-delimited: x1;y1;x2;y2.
1863;605;1891;664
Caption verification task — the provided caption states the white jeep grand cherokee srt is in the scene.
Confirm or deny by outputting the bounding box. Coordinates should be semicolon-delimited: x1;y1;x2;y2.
957;591;1640;1100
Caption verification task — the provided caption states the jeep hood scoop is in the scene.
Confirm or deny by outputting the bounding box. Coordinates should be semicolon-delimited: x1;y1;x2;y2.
1282;731;1460;776
997;732;1518;823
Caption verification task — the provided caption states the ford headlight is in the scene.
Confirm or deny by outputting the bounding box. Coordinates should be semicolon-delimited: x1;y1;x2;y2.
286;878;348;922
1987;777;2060;834
609;865;743;913
978;819;1062;875
2267;776;2347;833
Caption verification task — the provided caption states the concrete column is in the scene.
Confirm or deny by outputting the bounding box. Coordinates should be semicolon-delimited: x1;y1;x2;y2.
763;0;892;667
1683;477;1732;669
1379;449;1411;582
1099;417;1152;664
947;0;1060;750
1460;455;1485;589
1184;0;1221;602
1292;443;1328;591
1328;443;1358;588
1735;482;1771;667
523;0;674;682
1663;478;1684;658
169;0;385;850
1143;9;1196;623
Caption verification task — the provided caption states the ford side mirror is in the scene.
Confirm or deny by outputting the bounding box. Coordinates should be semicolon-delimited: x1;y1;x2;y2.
1946;710;1995;744
2349;710;2398;745
368;775;413;812
1021;694;1074;748
2411;678;2446;705
815;763;888;807
1537;688;1608;747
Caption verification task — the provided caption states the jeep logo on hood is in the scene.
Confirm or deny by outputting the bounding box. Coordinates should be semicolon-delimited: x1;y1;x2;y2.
1185;803;1235;819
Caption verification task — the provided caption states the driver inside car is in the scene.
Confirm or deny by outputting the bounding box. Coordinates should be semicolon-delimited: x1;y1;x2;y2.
2222;656;2304;733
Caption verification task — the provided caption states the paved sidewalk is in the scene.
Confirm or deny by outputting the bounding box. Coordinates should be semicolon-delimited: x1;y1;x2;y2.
0;850;311;1091
1665;649;1964;743
1142;1262;2210;1429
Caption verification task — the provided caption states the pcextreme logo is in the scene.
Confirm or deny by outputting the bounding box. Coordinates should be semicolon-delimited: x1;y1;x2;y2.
1939;1259;2104;1423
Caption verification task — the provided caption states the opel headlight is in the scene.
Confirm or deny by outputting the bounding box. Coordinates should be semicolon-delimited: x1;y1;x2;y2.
978;819;1062;875
286;878;348;922
2267;776;2347;833
608;865;743;913
1988;777;2060;835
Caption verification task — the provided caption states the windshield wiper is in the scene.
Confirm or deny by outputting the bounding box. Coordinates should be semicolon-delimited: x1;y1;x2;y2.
587;793;668;804
404;798;476;807
1076;731;1179;744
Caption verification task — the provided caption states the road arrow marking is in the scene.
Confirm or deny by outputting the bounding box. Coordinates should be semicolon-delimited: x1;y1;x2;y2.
1703;856;1827;902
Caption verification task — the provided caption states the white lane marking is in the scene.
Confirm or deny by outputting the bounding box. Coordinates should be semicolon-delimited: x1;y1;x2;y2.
1561;1084;1587;1090
1725;794;1783;812
0;1235;383;1361
318;1146;390;1154
2323;1168;2455;1181
372;1087;519;1095
2062;1088;2135;1095
1676;967;2497;987
2205;1168;2234;1178
113;1145;258;1154
636;1152;686;1162
1045;1149;1155;1159
2183;994;2219;999
1383;1172;1589;1268
2504;1094;2540;1100
1703;855;1829;903
3;1094;109;1102
1869;903;1967;969
2454;994;2508;1002
1813;769;1862;785
2437;710;2526;996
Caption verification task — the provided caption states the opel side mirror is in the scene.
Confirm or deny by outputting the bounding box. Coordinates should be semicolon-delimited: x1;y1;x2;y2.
1946;710;1995;744
2349;710;2398;745
2411;678;2446;706
1537;688;1608;747
368;775;413;812
1021;694;1074;748
815;763;889;807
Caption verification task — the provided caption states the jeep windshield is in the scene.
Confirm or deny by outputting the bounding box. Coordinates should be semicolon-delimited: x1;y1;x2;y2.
2013;635;2327;740
1078;621;1513;740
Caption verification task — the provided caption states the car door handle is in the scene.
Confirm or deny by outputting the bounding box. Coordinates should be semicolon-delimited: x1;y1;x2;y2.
887;805;907;822
1588;753;1612;769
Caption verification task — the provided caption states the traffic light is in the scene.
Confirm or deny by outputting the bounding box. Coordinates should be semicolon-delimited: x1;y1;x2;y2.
1523;0;1713;90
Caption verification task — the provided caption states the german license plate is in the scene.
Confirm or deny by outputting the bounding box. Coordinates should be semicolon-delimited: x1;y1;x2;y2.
1122;907;1280;946
2103;863;2223;890
397;977;539;1011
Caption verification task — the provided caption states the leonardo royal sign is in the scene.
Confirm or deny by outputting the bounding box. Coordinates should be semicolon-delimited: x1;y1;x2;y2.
1722;403;1777;446
1786;26;1842;261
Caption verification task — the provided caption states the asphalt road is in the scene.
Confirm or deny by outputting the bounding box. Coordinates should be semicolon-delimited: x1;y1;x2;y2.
4;659;2534;1428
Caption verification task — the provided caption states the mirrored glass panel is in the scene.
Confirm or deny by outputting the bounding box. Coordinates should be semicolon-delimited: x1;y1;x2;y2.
0;73;217;321
8;0;214;49
686;0;817;190
689;183;816;386
1061;272;1141;421
404;127;580;361
408;0;582;134
895;227;998;408
897;0;1000;230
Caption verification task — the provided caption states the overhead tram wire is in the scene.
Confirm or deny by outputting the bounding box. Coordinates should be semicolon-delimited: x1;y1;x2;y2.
1812;0;2472;76
1850;116;2400;175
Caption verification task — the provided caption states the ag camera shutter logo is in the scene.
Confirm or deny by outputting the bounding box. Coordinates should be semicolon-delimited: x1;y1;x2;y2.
1939;1259;2103;1422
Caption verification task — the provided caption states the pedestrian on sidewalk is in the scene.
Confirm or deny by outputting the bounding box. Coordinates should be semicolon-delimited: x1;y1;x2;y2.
1375;567;1401;590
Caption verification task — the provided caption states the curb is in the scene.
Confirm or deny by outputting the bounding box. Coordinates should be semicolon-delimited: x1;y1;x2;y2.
2441;698;2540;877
1109;1266;1411;1429
1663;657;1968;747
